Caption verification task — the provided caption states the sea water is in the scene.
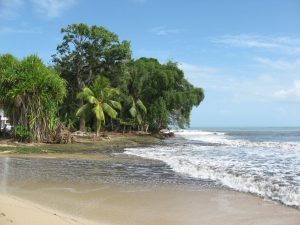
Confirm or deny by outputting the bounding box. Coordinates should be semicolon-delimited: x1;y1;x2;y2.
125;127;300;208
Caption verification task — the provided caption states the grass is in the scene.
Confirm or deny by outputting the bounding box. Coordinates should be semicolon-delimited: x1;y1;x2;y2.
0;135;160;155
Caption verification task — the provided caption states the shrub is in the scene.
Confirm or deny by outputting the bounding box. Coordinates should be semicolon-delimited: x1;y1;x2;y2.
15;125;32;142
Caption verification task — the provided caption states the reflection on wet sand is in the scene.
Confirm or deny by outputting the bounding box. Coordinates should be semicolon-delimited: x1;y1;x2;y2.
0;157;10;193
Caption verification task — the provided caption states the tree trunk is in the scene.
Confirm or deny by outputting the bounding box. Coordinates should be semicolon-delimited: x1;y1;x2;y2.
79;99;85;131
79;115;85;131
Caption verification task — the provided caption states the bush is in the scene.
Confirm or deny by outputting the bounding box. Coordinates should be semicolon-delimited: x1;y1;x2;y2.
15;125;32;142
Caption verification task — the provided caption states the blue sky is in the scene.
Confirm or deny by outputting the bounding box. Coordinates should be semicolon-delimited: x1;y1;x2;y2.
1;0;300;127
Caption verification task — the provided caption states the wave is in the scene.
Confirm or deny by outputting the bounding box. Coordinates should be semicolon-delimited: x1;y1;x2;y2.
174;129;300;150
125;129;300;208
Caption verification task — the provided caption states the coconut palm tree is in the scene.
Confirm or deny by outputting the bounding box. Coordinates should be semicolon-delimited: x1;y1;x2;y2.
129;97;147;131
76;76;121;136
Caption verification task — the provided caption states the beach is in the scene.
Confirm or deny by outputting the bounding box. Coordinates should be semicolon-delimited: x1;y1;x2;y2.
1;0;299;224
0;194;99;225
1;128;300;224
1;184;300;225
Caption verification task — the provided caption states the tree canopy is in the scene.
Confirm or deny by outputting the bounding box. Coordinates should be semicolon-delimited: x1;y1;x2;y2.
0;23;204;142
53;23;131;131
119;58;204;131
0;54;66;142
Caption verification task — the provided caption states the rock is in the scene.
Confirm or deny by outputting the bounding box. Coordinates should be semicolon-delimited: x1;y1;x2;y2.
159;129;175;138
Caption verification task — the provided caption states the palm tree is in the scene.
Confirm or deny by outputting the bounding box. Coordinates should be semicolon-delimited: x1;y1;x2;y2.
76;76;121;136
129;97;147;131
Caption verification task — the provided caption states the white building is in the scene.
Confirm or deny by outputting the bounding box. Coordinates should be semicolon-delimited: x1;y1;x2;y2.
0;105;12;131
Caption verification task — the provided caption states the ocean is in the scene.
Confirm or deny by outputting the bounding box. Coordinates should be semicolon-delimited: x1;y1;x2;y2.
125;127;300;208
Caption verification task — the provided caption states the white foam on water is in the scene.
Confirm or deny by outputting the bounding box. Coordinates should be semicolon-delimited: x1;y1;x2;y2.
176;129;300;150
125;129;300;208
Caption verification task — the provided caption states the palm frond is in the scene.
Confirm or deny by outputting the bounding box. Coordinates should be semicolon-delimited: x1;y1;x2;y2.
99;107;105;125
103;103;118;119
87;95;98;104
76;103;88;116
129;103;137;118
77;87;94;100
136;99;147;113
105;87;120;97
92;104;101;120
110;100;122;110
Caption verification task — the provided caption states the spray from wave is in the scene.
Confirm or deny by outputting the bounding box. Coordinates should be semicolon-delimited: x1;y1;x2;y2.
125;129;300;208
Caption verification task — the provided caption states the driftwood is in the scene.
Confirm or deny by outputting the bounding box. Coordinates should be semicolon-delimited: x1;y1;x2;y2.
71;131;102;143
53;124;72;144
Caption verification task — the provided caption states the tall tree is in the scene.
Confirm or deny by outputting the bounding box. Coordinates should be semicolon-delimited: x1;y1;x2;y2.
0;54;66;142
76;76;121;136
130;58;204;131
118;60;147;129
53;23;131;131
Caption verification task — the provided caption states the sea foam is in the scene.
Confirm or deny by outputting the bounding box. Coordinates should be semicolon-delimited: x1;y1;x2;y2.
125;129;300;208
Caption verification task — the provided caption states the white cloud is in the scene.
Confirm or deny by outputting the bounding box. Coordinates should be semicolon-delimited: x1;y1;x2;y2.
212;34;300;54
0;0;24;19
179;61;300;104
0;26;41;35
31;0;78;18
149;26;180;36
178;62;238;91
213;34;278;48
255;57;300;71
273;80;300;102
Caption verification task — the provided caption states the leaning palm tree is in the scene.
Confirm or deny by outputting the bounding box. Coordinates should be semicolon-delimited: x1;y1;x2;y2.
76;76;121;136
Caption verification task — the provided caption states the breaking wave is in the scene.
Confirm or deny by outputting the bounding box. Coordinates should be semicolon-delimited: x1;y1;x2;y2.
125;129;300;208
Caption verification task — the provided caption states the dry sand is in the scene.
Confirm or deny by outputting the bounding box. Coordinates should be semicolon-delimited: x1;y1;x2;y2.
0;194;100;225
2;185;300;225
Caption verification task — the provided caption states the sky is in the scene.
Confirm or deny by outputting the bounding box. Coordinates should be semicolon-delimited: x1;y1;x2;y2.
0;0;300;127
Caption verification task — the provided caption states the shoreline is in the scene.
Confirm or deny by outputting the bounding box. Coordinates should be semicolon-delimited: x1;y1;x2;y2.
0;133;161;158
1;132;300;224
1;185;300;225
1;134;299;211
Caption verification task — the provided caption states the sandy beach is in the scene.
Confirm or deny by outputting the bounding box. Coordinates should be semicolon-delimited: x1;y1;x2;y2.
1;185;300;225
1;133;300;225
0;194;99;225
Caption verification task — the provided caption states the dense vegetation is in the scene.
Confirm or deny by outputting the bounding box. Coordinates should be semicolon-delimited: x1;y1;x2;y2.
0;55;66;142
0;23;204;142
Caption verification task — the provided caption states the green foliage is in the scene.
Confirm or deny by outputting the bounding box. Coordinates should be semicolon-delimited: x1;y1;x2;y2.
1;23;205;141
118;58;204;131
14;125;32;142
53;23;204;133
76;76;121;136
0;54;66;142
53;23;131;131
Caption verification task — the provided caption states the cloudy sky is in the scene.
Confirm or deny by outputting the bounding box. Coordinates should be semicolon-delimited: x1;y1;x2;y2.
1;0;299;127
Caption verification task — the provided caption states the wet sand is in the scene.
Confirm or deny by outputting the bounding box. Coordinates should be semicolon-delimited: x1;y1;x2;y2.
3;184;300;225
0;194;99;225
1;154;300;225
